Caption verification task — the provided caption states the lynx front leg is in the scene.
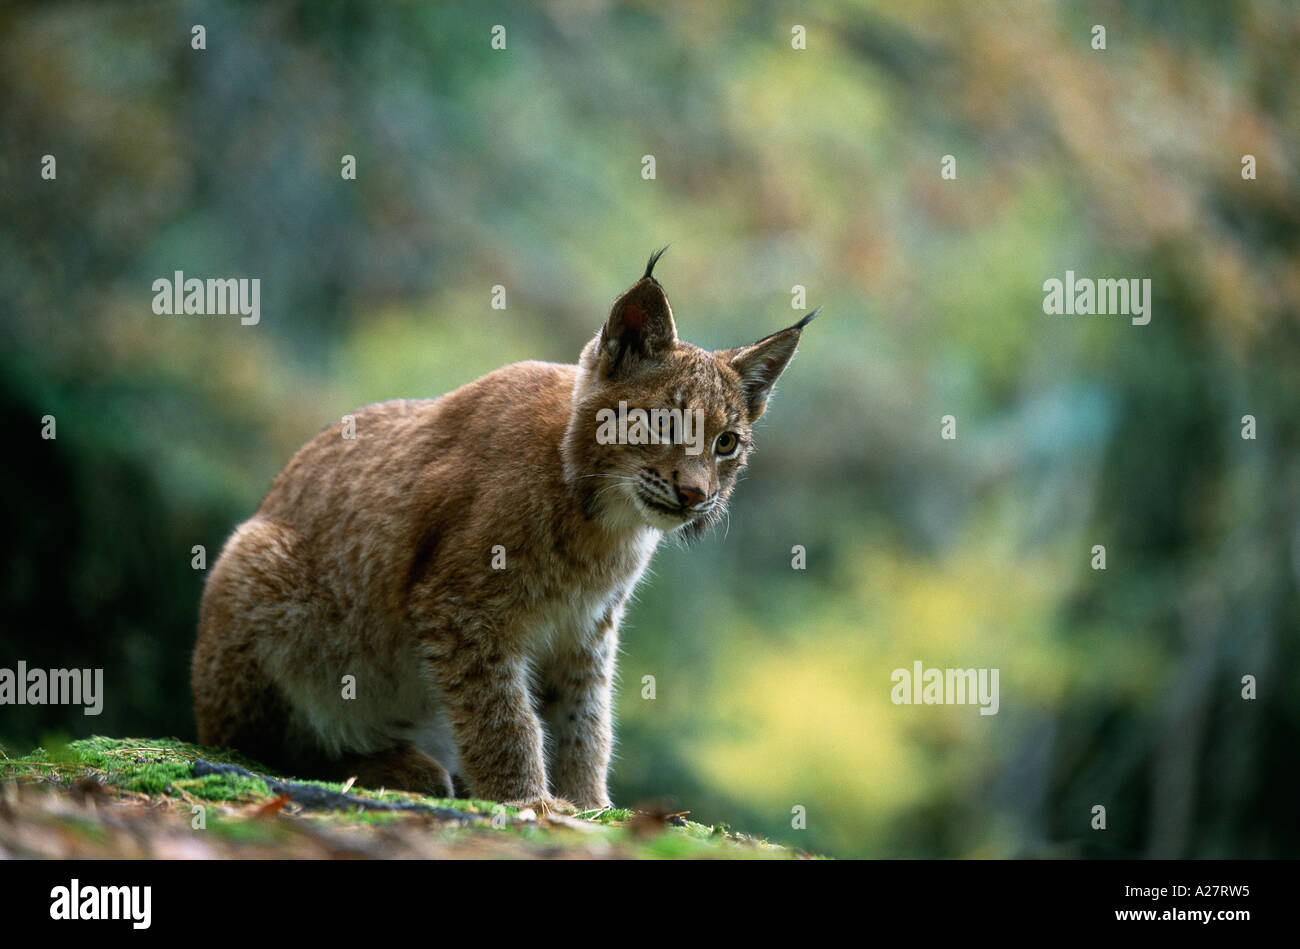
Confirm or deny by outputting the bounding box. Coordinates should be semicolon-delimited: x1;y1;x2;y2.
426;636;558;810
542;620;618;811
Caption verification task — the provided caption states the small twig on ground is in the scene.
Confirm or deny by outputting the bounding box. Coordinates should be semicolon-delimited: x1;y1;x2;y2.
192;760;479;824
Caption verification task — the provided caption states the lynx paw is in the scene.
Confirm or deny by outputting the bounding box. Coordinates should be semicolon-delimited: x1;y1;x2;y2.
348;745;455;799
505;796;577;819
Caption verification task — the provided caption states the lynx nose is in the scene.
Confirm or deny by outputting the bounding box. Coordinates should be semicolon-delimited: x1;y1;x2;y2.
676;485;708;508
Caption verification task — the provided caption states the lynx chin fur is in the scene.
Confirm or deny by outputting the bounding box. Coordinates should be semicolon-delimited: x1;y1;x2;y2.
191;249;816;813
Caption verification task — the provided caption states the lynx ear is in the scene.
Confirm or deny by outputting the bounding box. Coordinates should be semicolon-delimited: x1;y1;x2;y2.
599;248;677;375
728;307;819;420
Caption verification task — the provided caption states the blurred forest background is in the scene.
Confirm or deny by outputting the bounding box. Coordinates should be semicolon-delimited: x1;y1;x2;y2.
2;0;1298;858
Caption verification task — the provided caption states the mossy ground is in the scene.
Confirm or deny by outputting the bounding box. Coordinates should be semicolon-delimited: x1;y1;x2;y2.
0;736;809;859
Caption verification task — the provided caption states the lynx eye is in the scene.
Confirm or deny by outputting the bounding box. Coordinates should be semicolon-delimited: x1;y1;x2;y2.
714;431;740;457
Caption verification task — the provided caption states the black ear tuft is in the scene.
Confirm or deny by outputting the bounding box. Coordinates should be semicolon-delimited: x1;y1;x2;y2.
750;306;821;346
792;305;821;331
644;245;670;282
726;308;818;420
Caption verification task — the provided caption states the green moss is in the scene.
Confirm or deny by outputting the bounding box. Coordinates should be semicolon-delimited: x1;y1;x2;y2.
2;736;274;800
207;816;291;844
0;736;810;858
60;816;111;846
631;830;716;859
590;807;638;824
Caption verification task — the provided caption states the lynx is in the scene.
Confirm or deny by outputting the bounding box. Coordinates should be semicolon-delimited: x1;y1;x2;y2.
191;250;815;812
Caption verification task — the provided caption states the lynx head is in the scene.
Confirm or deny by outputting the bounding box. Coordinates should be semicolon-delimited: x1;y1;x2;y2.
564;249;817;538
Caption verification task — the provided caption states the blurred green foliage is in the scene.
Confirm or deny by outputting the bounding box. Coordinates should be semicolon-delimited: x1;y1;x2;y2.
2;0;1297;857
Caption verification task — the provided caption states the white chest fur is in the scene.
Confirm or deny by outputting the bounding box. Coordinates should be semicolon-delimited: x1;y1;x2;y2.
530;525;661;654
